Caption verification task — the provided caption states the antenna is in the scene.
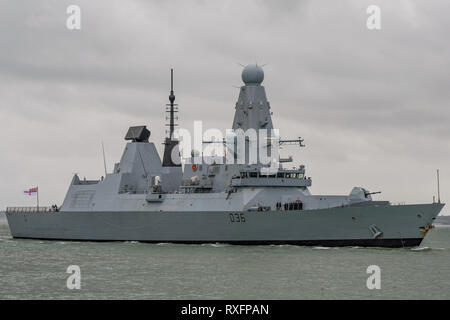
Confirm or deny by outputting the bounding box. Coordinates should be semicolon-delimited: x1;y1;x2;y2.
171;68;173;92
166;68;178;139
437;169;441;203
162;68;182;167
36;185;39;212
102;141;107;176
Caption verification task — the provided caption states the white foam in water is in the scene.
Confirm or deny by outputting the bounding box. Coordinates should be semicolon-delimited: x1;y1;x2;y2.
200;243;228;247
411;246;445;251
411;246;431;251
209;243;228;248
269;244;294;248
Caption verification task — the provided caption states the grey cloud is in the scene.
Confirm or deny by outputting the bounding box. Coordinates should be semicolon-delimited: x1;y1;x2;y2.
0;0;449;211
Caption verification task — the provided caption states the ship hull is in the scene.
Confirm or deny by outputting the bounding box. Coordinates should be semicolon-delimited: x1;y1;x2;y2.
5;203;444;247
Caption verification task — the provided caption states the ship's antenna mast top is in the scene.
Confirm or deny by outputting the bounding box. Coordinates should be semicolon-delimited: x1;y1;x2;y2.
162;68;181;167
167;68;177;138
170;69;174;102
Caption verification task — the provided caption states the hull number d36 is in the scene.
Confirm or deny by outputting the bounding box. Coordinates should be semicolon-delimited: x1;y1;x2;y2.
229;213;246;223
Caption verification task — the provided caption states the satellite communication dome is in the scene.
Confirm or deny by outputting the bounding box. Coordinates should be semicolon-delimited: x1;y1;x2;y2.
242;64;264;85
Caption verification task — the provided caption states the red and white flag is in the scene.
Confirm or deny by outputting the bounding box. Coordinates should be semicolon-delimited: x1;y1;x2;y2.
24;187;38;196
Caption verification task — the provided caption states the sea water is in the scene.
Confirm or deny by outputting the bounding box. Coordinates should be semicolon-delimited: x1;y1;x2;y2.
1;212;449;299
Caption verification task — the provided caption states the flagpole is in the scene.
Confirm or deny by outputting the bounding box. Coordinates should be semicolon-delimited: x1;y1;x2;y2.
37;186;39;212
437;169;441;204
102;141;107;176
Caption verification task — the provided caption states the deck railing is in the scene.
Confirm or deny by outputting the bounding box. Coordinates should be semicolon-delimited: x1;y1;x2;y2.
6;207;56;213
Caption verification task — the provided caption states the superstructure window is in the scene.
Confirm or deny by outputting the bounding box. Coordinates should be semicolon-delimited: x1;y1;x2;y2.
283;202;303;211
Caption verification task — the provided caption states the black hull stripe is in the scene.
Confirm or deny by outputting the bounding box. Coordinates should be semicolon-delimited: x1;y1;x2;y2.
11;237;423;248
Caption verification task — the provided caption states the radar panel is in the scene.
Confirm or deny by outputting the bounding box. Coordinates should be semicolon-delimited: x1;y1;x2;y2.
124;126;151;142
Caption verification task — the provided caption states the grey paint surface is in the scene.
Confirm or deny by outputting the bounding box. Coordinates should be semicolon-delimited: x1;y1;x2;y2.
6;203;443;246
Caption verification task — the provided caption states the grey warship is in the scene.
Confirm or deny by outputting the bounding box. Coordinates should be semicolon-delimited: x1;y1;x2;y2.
6;65;444;247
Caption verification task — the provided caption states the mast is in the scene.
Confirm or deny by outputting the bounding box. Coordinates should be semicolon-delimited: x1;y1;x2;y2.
168;68;176;138
437;169;441;204
162;68;181;167
102;141;107;176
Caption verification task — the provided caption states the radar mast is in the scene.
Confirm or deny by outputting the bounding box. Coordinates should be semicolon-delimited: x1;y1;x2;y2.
162;68;181;167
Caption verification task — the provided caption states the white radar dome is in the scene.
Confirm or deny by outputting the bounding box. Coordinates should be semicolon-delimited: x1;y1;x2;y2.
241;64;264;85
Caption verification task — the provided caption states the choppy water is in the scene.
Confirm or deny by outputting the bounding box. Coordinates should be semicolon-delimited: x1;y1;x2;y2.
1;214;450;299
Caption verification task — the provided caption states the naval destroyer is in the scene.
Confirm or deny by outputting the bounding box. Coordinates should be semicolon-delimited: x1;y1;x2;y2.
6;65;444;247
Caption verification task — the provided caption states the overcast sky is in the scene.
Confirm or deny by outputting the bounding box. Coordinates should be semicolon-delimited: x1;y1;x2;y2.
0;0;449;214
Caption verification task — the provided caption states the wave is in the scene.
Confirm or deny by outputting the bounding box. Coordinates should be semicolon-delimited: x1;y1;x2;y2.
201;243;229;248
409;246;446;251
